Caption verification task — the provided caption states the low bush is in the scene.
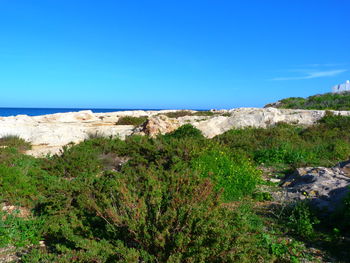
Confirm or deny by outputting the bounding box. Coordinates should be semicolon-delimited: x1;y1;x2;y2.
266;91;350;111
317;112;350;129
163;110;215;118
163;110;193;118
215;115;350;168
163;124;204;140
284;202;320;240
0;210;44;248
0;135;31;151
0;148;50;207
192;110;215;116
29;165;274;262
43;143;102;178
115;116;147;126
192;149;261;201
254;143;309;166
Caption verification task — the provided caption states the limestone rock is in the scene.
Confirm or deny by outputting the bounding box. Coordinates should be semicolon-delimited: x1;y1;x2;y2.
2;108;350;156
142;115;181;137
281;167;350;211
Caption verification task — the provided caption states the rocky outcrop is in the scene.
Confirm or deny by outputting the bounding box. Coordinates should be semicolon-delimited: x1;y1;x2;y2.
0;110;162;156
193;107;350;138
281;167;350;211
142;115;181;137
2;107;350;156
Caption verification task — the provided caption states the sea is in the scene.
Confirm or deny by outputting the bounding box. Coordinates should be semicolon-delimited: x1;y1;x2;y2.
0;108;162;117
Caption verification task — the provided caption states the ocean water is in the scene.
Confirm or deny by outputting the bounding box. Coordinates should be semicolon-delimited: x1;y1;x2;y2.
0;108;161;117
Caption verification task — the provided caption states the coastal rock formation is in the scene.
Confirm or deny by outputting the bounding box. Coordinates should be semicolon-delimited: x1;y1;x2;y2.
193;107;350;138
142;115;181;137
281;166;350;211
2;108;350;156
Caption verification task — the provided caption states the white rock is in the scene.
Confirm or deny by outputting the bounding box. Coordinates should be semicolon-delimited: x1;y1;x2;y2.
1;108;350;157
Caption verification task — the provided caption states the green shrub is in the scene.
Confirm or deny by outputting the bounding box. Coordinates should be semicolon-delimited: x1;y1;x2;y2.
163;110;216;118
215;120;350;168
317;113;350;129
192;110;215;116
0;135;31;151
192;149;261;201
163;110;193;118
0;210;44;248
266;91;350;111
254;143;308;166
0;148;51;207
285;202;319;240
86;167;240;262
33;165;273;262
115;116;147;126
0;164;38;205
163;124;204;140
43;143;102;178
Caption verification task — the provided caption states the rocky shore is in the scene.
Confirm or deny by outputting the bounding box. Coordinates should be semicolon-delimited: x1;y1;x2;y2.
1;107;350;156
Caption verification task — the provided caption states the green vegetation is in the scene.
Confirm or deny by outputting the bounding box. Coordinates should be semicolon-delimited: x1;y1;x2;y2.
192;149;261;201
115;116;147;126
0;210;43;248
284;202;320;240
0;135;31;151
215;114;350;168
266;91;350;111
1;115;350;261
163;110;216;118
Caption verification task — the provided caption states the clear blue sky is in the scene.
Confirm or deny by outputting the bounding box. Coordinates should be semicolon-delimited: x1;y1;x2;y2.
0;0;349;109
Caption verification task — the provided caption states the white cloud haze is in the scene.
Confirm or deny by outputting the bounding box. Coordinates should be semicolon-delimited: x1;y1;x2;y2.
272;69;347;81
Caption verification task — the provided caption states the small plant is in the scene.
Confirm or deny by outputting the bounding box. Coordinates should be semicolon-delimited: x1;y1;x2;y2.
86;130;108;139
252;191;273;201
262;233;305;263
285;202;320;240
115;116;147;126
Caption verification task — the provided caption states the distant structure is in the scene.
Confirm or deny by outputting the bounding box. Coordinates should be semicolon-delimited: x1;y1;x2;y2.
332;80;350;93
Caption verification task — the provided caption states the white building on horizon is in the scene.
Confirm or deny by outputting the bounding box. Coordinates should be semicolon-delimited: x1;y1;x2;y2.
332;80;350;93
